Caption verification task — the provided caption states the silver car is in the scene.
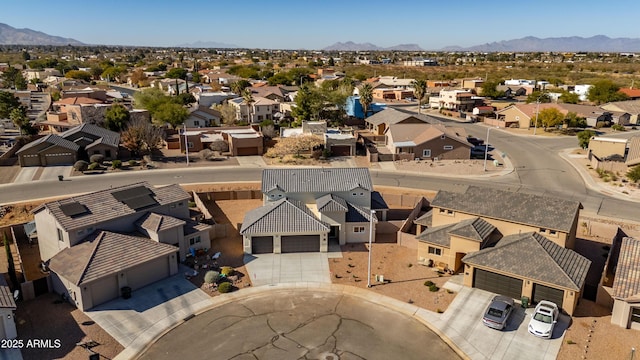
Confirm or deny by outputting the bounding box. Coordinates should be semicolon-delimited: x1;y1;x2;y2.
482;295;515;330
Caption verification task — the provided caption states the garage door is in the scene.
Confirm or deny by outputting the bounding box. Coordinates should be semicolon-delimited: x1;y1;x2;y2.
44;152;74;165
90;275;119;308
473;269;523;300
331;145;352;156
128;257;170;290
532;283;564;308
21;154;41;167
251;236;274;254
237;147;259;156
281;235;320;253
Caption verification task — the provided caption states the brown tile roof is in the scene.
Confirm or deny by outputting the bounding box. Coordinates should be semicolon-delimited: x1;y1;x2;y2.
33;182;190;231
49;231;177;286
136;213;186;233
55;97;103;105
388;123;470;147
612;237;640;300
619;88;640;98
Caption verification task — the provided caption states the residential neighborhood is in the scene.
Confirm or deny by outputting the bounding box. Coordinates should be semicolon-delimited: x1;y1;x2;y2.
4;10;640;360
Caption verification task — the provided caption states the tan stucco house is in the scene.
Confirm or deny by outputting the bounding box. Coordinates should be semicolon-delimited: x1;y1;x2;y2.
33;182;211;310
415;186;589;315
608;237;640;330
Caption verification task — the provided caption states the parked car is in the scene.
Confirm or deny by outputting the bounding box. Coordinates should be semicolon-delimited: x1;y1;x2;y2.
466;137;484;146
482;295;514;330
528;300;559;339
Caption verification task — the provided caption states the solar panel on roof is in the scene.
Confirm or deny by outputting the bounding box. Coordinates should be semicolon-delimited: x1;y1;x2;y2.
60;202;89;217
111;185;152;201
122;195;158;210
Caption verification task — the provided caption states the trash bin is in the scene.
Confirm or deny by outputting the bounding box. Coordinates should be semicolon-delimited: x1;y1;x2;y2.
121;286;132;299
521;296;529;309
58;175;64;181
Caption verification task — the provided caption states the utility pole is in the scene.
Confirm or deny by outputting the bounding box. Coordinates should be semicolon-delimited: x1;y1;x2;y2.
184;123;189;166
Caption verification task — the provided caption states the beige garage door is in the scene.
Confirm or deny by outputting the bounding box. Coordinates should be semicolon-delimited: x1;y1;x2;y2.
21;154;41;167
90;275;119;308
127;257;170;290
44;152;74;165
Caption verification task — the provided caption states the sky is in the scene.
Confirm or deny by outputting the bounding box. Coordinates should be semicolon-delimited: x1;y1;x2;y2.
2;0;640;50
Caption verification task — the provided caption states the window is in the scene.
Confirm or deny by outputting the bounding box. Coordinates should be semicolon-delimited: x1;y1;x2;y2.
57;228;64;242
443;145;453;150
178;202;184;207
353;226;365;233
440;135;446;140
549;230;557;235
632;308;640;324
189;236;201;246
359;192;364;196
428;246;442;256
257;115;263;121
352;192;357;196
423;149;431;157
187;142;194;149
194;120;200;126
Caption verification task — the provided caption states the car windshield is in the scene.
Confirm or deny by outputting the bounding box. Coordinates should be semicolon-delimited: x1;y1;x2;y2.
534;313;553;323
488;308;504;317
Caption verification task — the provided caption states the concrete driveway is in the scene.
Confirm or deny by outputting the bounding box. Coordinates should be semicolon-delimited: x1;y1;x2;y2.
244;252;337;286
432;286;568;360
86;271;212;348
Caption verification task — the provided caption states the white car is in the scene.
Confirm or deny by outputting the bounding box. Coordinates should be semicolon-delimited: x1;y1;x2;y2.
528;300;559;339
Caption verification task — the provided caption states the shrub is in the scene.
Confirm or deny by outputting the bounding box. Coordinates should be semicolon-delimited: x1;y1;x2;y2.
200;149;213;160
424;280;435;287
436;308;444;314
429;284;440;292
128;159;137;167
87;162;99;171
322;148;332;158
611;124;626;131
73;160;89;172
204;271;220;284
217;282;232;293
111;159;122;169
220;266;234;276
89;154;104;164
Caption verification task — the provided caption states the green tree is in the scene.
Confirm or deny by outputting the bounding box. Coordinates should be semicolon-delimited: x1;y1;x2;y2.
480;80;505;99
165;67;188;79
133;88;168;114
358;83;373;118
65;70;92;82
101;66;124;82
104;103;130;131
191;72;201;83
10;108;30;135
1;67;27;90
577;130;596;149
215;103;237;125
153;103;189;128
0;91;22;118
526;91;551;104
564;112;587;128
535;108;565;129
411;79;427;113
22;51;31;61
292;84;324;123
587;80;629;105
627;165;640;183
242;88;255;123
230;80;251;95
558;91;580;104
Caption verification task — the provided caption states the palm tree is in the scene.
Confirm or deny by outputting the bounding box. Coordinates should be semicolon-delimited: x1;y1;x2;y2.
358;83;373;119
412;79;427;114
242;88;254;123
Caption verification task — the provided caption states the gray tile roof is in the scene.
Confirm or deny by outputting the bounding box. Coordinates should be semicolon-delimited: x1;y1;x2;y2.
61;123;120;147
0;276;16;309
448;217;496;242
612;237;640;300
316;194;348;212
240;199;330;235
431;186;581;232
346;202;377;223
462;232;591;291
625;136;640;166
365;107;434;126
33;182;190;231
261;168;373;194
136;213;186;233
17;134;80;154
48;231;177;286
414;210;433;227
184;219;212;236
416;222;457;247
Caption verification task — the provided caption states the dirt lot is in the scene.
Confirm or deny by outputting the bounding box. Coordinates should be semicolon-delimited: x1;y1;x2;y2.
392;155;505;175
329;243;457;312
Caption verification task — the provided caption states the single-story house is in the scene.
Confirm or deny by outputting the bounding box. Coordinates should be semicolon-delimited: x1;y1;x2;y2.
384;123;471;160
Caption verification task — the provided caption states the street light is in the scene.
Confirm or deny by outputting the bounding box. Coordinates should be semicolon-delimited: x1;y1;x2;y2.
483;127;491;172
533;92;546;136
367;209;375;288
183;123;189;166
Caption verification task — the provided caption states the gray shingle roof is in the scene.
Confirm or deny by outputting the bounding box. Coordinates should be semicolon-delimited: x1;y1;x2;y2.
33;182;190;231
136;213;186;233
48;231;177;286
316;194;348;212
414;210;433;227
448;217;496;242
261;168;373;194
16;134;80;154
240;199;330;235
416;222;457;247
612;237;640;300
61;123;120;147
431;186;581;232
462;232;591;291
345;202;377;223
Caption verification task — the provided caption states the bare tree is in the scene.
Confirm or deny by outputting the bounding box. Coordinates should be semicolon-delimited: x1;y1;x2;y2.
265;135;323;158
209;139;229;152
121;118;164;156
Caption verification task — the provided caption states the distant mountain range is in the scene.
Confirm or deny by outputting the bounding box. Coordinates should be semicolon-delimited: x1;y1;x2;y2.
175;40;239;48
442;36;640;52
323;41;423;51
0;23;85;45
